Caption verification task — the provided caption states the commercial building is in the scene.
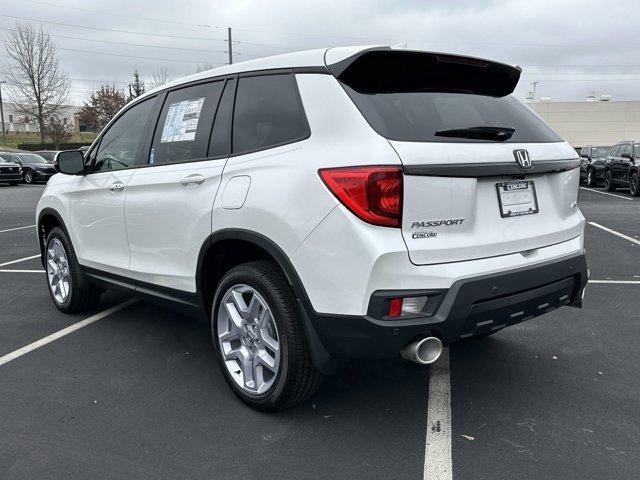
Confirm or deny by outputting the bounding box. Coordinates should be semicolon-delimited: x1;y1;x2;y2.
529;99;640;148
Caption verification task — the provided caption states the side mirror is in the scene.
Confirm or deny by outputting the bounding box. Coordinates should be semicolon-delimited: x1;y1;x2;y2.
622;152;632;159
55;150;85;175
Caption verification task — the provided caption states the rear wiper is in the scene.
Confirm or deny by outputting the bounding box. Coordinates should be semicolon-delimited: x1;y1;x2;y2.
434;126;515;141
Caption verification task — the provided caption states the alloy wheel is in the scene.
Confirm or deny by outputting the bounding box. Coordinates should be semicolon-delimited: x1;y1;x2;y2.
604;172;611;189
587;170;593;187
217;284;281;395
46;238;70;304
24;171;33;184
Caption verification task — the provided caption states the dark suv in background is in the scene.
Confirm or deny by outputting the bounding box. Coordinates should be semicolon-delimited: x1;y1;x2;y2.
0;155;22;185
0;152;57;184
604;141;640;196
579;145;610;187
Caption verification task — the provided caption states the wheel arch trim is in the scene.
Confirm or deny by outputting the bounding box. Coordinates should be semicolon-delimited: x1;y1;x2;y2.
196;229;340;373
37;208;72;267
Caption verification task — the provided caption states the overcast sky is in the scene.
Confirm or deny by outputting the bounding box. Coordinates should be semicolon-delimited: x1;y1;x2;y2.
2;0;640;105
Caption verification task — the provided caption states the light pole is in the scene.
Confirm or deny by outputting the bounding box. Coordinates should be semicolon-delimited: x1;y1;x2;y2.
530;81;539;112
0;80;6;146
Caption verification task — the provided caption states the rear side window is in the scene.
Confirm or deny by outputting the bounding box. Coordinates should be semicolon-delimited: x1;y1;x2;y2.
342;85;562;144
150;81;224;165
209;78;236;158
232;74;309;155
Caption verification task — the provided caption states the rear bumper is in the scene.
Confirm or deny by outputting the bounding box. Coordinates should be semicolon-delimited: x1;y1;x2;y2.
306;253;588;361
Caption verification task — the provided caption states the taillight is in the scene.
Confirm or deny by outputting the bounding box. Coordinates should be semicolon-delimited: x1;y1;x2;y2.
318;166;403;227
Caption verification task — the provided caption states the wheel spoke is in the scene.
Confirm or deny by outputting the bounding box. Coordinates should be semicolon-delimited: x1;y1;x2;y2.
259;328;279;353
231;289;248;315
224;300;244;330
247;294;261;322
256;350;276;372
241;351;255;389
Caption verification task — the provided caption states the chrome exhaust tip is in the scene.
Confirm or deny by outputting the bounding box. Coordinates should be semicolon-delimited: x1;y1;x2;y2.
400;336;443;365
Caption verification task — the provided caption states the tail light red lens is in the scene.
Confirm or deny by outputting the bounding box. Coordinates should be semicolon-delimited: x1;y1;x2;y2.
318;166;403;227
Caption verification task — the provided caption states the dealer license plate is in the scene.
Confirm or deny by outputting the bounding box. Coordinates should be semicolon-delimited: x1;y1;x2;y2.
496;180;539;218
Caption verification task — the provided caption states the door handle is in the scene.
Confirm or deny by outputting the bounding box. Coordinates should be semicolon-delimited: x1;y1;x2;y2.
180;174;206;186
108;181;124;191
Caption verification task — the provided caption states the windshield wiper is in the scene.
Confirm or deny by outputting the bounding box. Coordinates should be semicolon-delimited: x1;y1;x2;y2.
434;126;515;141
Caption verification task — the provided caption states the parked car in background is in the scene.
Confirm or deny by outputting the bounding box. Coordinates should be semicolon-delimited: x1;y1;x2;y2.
0;152;57;184
0;154;22;186
579;145;610;187
34;150;60;163
604;141;640;196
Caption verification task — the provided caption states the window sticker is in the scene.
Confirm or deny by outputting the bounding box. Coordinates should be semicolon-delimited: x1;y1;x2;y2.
160;97;205;143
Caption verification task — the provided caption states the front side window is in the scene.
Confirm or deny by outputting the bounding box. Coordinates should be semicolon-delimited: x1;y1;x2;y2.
92;97;156;173
619;144;632;157
232;74;309;155
149;81;224;165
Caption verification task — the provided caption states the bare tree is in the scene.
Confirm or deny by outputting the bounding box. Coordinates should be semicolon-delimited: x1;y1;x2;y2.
196;63;215;73
4;23;70;145
45;116;73;149
150;67;169;89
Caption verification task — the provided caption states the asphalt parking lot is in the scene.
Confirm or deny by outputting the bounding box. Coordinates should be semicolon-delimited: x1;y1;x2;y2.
0;183;638;479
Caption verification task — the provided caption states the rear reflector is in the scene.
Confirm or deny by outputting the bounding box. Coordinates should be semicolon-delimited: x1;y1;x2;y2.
318;166;403;227
388;298;403;317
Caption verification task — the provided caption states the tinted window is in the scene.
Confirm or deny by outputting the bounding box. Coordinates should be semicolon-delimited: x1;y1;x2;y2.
93;98;155;173
233;74;309;154
150;81;224;165
591;146;609;157
18;154;47;163
209;78;236;158
620;144;632;157
342;86;562;143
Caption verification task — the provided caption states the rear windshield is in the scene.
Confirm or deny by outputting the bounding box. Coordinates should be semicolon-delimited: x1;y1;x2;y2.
342;86;562;144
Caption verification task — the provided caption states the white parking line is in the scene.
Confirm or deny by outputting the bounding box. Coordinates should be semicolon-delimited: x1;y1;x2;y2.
588;221;640;246
0;269;44;273
579;187;633;201
0;299;137;367
0;254;40;267
424;348;452;480
589;280;640;284
0;224;36;234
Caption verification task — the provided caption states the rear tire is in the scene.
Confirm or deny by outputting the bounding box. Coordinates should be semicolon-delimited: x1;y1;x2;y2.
604;170;615;191
212;260;322;411
44;227;102;313
630;172;640;197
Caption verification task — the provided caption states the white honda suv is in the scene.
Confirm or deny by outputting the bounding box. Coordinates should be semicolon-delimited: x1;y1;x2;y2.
37;46;587;410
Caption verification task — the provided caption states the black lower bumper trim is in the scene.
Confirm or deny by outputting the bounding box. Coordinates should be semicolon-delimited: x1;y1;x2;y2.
307;253;588;360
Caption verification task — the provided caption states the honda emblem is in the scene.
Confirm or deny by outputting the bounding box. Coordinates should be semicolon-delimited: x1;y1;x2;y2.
513;149;532;169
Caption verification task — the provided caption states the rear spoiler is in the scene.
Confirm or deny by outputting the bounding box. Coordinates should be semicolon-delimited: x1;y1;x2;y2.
327;48;521;98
